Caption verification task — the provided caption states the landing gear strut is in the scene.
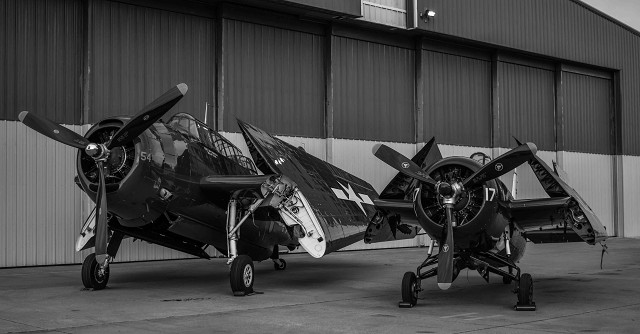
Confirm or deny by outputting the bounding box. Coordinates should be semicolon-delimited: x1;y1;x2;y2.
81;230;124;290
271;245;287;271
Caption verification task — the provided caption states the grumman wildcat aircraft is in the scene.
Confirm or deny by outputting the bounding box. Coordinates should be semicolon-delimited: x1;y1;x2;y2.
366;138;608;310
19;83;413;295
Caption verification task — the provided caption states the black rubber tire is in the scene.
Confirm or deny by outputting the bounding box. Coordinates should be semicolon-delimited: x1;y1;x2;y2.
273;259;287;271
518;273;533;304
230;255;254;295
81;253;109;290
401;272;419;306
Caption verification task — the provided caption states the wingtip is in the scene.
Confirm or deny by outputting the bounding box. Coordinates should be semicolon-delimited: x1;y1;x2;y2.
177;83;188;95
18;111;29;122
372;143;383;155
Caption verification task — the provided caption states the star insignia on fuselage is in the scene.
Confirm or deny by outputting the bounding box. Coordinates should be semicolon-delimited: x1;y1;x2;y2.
331;182;374;214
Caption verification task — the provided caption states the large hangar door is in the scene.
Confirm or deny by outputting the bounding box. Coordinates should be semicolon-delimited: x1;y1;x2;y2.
562;69;616;235
497;59;555;199
91;1;214;123
422;48;491;148
222;19;325;138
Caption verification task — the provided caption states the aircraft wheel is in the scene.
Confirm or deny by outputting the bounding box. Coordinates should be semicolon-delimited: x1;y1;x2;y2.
518;273;533;305
81;253;109;290
273;259;287;271
230;255;254;296
401;272;419;306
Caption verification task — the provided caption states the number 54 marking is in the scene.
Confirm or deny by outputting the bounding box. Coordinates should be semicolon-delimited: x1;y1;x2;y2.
485;187;496;201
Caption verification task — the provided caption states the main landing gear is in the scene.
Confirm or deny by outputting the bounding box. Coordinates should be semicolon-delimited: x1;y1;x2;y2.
81;230;124;290
399;241;536;310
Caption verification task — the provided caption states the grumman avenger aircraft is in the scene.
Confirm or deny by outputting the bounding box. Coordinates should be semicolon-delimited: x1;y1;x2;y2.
18;83;408;295
366;138;608;310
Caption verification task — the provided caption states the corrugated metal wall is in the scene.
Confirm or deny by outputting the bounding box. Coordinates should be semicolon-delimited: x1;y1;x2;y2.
333;35;415;142
562;152;615;234
222;19;325;137
0;122;85;267
0;0;82;123
498;62;556;150
415;0;640;155
563;71;613;154
622;156;640;237
422;50;491;146
91;0;215;123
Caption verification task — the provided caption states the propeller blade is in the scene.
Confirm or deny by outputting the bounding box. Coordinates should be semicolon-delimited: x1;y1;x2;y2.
373;144;437;188
437;206;455;290
18;111;90;149
107;83;188;149
94;161;108;264
463;142;537;189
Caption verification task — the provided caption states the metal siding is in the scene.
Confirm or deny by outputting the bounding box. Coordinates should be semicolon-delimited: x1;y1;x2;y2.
91;1;214;123
622;155;640;237
561;152;615;235
422;50;491;146
1;122;85;267
0;0;82;123
222;19;325;137
498;62;555;150
414;0;640;155
333;36;415;142
563;72;612;154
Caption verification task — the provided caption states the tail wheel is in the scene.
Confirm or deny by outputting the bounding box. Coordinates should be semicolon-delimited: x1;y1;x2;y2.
81;253;109;290
273;259;287;271
518;273;533;305
230;255;254;296
401;272;419;306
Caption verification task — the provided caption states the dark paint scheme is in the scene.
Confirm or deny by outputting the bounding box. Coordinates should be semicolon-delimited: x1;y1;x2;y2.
75;113;376;262
368;139;608;309
238;120;379;253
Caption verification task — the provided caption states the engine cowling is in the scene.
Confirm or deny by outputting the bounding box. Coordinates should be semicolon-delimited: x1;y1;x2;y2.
414;156;502;245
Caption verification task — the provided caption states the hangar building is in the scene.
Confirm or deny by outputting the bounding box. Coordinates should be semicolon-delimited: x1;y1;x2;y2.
1;0;639;267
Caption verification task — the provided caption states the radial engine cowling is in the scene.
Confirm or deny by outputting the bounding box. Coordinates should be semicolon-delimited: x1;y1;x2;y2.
414;156;503;244
75;118;159;225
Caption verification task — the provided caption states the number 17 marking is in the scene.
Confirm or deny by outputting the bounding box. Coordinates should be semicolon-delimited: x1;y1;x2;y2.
485;187;496;201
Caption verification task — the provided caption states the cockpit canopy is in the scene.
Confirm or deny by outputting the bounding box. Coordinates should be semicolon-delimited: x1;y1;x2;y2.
167;113;258;174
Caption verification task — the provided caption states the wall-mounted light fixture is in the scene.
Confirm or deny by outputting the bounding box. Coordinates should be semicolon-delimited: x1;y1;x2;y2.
420;9;436;23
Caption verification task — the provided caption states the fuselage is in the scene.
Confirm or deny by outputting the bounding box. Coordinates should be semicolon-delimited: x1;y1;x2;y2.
75;113;296;260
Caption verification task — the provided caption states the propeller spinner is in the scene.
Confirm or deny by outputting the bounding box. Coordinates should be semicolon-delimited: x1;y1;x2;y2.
18;83;188;264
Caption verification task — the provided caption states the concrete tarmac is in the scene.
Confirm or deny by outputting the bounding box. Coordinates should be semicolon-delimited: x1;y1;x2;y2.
1;238;639;333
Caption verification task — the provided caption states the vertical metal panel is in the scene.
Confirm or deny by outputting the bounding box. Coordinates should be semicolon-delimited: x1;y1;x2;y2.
361;0;406;28
563;72;612;154
561;152;615;235
0;0;82;123
422;50;491;146
222;19;325;137
414;0;640;155
91;0;214;123
498;62;555;150
1;122;85;267
622;155;640;237
333;36;415;142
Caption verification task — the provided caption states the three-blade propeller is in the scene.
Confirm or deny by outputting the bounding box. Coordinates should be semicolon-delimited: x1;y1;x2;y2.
374;140;537;290
18;83;188;264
